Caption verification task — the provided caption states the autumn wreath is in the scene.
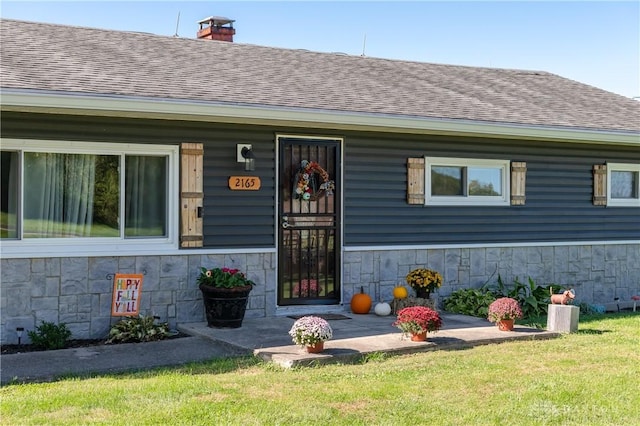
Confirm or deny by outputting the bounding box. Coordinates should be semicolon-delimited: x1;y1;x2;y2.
294;160;335;201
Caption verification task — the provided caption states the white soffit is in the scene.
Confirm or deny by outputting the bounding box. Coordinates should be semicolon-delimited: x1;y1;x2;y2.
2;90;639;146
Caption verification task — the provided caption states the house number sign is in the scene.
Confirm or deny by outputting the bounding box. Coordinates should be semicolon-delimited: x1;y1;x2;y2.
228;176;261;190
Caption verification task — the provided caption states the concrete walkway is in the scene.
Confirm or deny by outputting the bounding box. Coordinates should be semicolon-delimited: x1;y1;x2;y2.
181;313;560;368
1;312;559;384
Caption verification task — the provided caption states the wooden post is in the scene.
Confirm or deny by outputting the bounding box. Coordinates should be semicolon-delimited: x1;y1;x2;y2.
546;304;579;333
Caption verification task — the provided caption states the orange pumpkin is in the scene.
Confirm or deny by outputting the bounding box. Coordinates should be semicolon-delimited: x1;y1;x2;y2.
393;286;409;299
350;286;372;314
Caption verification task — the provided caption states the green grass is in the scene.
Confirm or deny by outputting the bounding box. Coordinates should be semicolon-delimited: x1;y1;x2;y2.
1;212;163;238
2;312;639;425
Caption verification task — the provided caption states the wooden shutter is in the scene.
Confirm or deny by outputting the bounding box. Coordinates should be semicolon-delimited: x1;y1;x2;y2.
593;164;607;206
510;162;527;206
407;157;425;204
180;143;204;247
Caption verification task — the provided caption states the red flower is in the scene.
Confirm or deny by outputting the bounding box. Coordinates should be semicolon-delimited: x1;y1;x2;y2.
293;279;323;296
393;306;442;334
197;267;254;288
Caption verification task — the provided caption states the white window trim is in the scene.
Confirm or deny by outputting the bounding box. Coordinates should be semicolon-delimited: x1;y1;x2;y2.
607;162;640;207
0;139;180;257
425;156;510;206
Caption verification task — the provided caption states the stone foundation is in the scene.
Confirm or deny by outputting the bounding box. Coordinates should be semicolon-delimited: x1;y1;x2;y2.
2;243;638;344
1;252;276;344
343;243;640;311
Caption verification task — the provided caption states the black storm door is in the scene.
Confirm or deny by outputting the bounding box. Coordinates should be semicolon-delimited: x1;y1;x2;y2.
278;137;341;306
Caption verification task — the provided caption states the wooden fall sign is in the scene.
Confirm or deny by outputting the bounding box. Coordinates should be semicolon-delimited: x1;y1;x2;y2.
111;274;143;316
228;176;261;190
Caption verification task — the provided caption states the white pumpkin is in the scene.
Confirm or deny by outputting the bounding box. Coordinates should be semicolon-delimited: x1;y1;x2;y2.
374;301;392;316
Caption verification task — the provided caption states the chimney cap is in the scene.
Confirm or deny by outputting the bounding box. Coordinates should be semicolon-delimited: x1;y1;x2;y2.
198;16;235;27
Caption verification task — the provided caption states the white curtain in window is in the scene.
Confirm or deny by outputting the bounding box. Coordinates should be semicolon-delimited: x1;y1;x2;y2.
25;153;96;237
65;154;96;236
125;156;166;237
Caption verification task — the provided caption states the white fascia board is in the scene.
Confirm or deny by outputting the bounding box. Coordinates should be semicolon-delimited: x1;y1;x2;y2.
2;90;639;146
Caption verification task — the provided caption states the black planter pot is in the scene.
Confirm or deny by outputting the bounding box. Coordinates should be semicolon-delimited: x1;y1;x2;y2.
414;287;431;299
199;284;253;328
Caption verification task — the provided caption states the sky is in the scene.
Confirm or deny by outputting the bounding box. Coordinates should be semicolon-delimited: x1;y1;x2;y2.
1;1;639;99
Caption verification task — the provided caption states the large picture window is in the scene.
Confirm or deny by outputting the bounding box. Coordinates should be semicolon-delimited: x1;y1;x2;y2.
425;157;510;206
1;140;178;254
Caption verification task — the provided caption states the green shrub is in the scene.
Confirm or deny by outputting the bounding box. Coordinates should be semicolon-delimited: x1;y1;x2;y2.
106;315;171;344
444;276;564;320
27;321;72;350
443;288;497;317
488;276;563;319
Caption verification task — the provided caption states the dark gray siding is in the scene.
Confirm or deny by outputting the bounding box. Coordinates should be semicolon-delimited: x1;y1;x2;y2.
344;133;640;245
3;112;638;249
201;134;275;247
1;112;277;248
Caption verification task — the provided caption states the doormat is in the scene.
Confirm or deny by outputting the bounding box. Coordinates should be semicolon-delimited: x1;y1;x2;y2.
287;313;352;321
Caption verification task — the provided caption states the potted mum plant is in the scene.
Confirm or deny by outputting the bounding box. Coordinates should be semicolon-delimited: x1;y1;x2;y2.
288;315;333;353
487;297;523;331
406;268;443;299
197;267;255;328
393;306;442;341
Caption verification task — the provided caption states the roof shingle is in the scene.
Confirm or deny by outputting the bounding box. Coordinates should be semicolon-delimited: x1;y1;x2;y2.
1;18;639;132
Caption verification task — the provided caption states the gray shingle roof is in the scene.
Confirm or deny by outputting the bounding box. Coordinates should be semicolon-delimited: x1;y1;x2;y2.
2;18;639;133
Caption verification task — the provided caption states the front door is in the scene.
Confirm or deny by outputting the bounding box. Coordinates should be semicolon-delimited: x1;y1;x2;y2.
277;136;341;306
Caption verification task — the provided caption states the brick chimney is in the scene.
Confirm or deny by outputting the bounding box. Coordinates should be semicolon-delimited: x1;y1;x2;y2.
197;16;235;42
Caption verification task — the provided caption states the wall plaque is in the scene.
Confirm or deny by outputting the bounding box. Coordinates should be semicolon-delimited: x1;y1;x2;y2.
228;176;261;190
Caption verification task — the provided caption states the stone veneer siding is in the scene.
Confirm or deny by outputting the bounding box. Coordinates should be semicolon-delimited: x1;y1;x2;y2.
2;243;638;344
343;244;640;309
1;253;276;345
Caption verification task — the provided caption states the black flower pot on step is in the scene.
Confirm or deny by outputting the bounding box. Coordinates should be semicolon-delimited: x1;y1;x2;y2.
415;288;431;299
199;284;253;328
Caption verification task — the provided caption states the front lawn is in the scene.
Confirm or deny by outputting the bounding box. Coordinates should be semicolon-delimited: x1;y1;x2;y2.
1;312;638;425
